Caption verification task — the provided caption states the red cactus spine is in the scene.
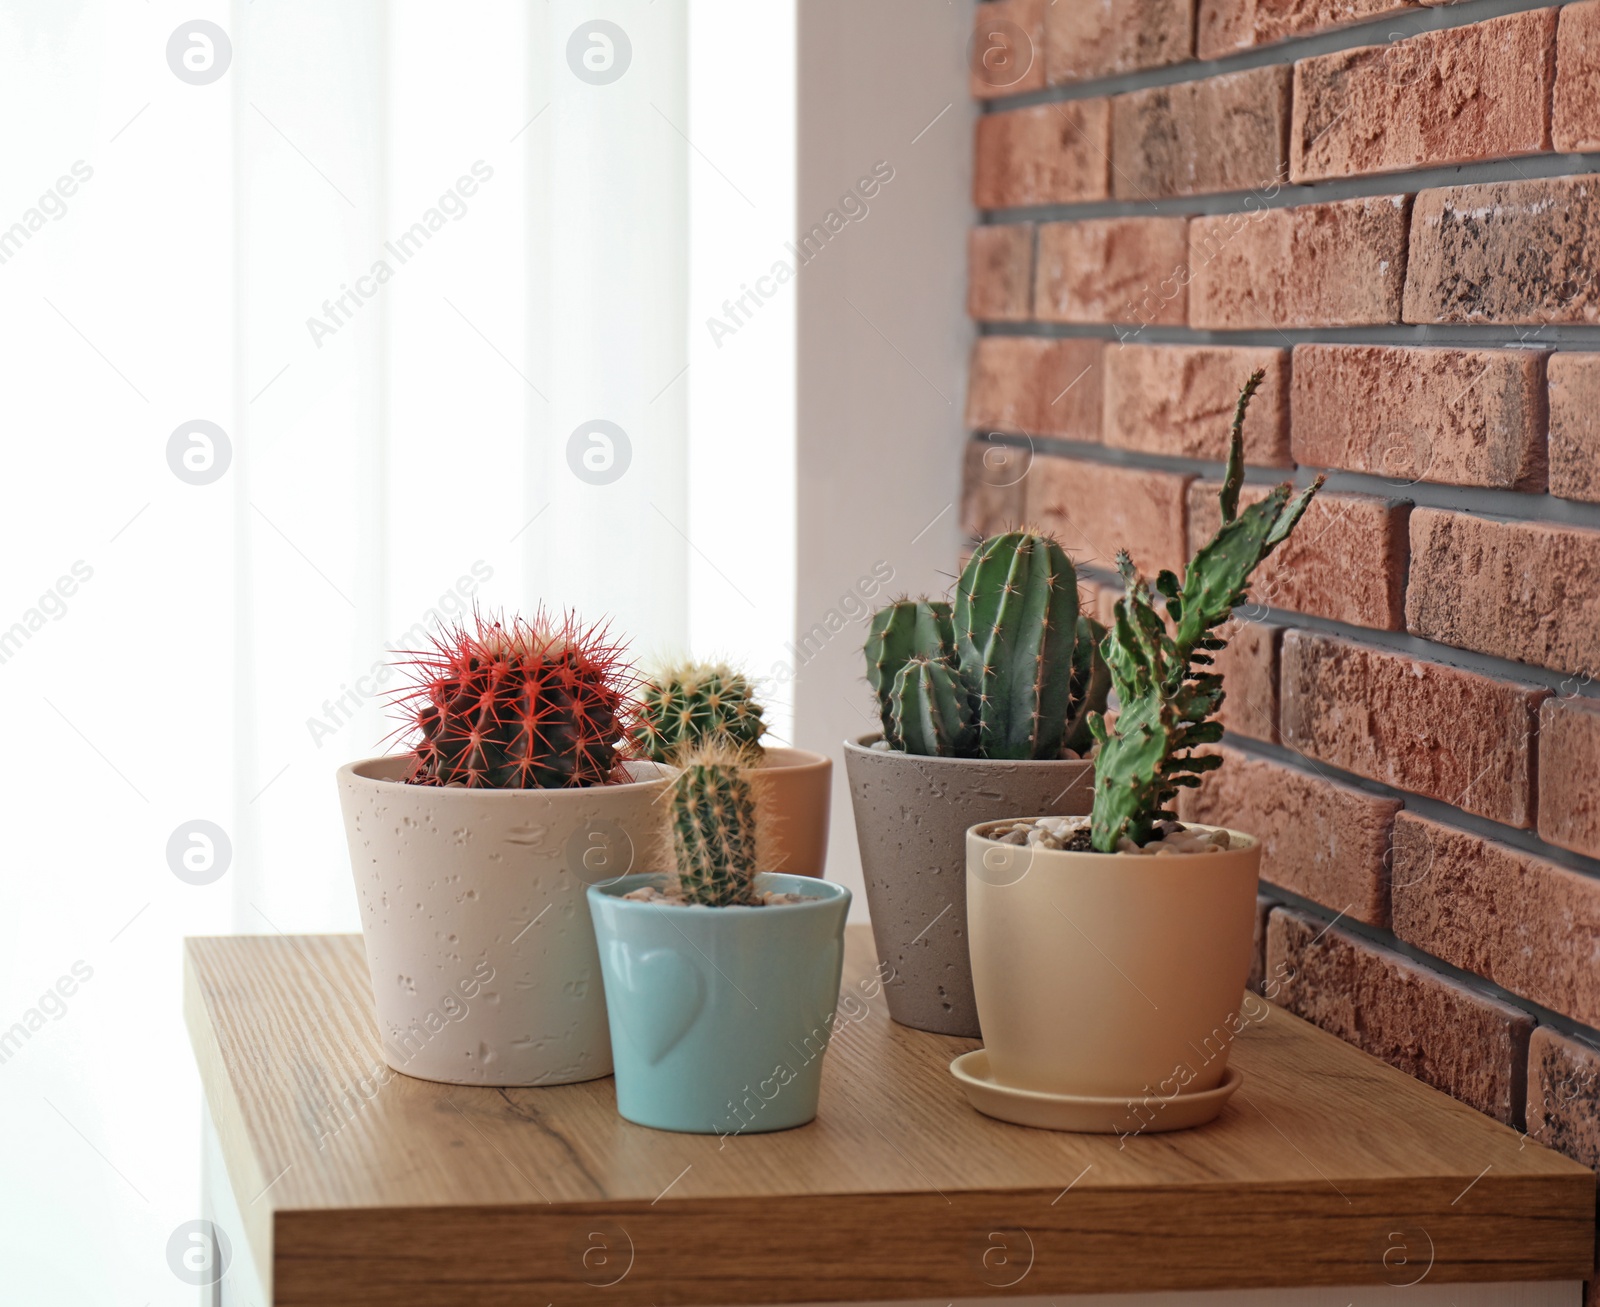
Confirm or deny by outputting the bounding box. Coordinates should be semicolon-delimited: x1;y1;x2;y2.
393;610;637;788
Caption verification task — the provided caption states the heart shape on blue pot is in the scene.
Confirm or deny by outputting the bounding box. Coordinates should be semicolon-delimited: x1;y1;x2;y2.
609;944;705;1065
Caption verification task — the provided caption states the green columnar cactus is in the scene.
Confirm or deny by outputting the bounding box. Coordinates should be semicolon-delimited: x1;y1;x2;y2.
630;661;767;763
1088;370;1324;851
865;600;955;742
891;655;980;757
955;531;1085;760
863;531;1108;759
670;740;760;907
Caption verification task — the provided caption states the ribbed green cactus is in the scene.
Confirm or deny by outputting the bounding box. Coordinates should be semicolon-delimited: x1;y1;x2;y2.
892;655;980;757
955;531;1088;760
865;600;954;741
864;531;1108;759
630;661;767;763
670;739;760;907
1089;370;1325;851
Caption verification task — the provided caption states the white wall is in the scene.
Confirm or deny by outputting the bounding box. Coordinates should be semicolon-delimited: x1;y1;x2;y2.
686;0;799;739
795;2;976;912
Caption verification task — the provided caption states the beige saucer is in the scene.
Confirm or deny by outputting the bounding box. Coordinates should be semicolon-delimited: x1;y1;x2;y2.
950;1050;1243;1134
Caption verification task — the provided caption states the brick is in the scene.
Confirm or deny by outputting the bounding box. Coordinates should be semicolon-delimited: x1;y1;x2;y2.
1528;1027;1600;1170
1197;0;1414;60
1407;508;1600;678
1104;345;1291;464
1405;176;1600;325
1249;892;1274;995
1280;631;1545;827
1291;11;1557;184
1181;747;1399;924
1539;696;1600;860
1188;483;1409;629
1036;217;1189;325
968;225;1034;323
1392;813;1600;1027
965;337;1104;441
1025;456;1193;576
1550;353;1600;503
1267;907;1533;1123
1190;195;1410;329
1211;620;1281;741
1112;66;1290;201
1555;0;1600;151
970;0;1047;100
961;439;1027;540
1045;0;1193;84
974;102;1111;210
1291;345;1547;490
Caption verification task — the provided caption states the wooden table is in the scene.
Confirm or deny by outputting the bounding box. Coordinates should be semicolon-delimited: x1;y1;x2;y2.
185;926;1595;1307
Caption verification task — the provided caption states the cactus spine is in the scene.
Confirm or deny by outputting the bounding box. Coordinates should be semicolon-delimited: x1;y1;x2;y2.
1088;370;1325;850
396;610;634;788
864;531;1108;759
630;661;767;763
670;739;759;907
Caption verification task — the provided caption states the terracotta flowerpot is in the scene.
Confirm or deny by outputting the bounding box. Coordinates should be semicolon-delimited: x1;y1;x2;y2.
966;821;1261;1098
842;735;1093;1036
336;755;670;1087
751;746;832;878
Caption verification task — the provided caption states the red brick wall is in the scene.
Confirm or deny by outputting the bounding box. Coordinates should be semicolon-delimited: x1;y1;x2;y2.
965;0;1600;1286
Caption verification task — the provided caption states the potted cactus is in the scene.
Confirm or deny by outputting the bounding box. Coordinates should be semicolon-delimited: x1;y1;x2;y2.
630;661;833;877
336;610;671;1088
957;372;1324;1132
587;740;852;1134
844;529;1110;1037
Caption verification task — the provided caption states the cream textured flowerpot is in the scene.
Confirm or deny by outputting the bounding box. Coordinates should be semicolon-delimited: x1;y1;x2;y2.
966;821;1260;1098
337;756;670;1087
751;746;832;878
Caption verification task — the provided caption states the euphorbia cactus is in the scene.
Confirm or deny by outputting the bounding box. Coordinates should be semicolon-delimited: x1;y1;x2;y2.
1089;370;1325;851
630;661;767;762
670;739;759;906
864;530;1108;759
394;609;635;788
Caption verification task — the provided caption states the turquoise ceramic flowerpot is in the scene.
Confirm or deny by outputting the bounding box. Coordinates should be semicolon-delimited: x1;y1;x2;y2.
586;873;851;1135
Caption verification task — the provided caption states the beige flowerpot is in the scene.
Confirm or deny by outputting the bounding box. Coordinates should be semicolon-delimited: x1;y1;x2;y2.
337;755;670;1087
751;746;832;878
966;821;1260;1098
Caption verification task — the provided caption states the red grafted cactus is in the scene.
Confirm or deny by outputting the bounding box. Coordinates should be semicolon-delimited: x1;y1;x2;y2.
393;610;637;788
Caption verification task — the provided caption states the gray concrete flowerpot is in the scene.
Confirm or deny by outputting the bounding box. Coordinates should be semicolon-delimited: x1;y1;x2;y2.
843;734;1094;1037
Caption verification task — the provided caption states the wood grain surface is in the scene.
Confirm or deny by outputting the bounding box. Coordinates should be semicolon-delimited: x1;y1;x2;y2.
184;926;1595;1306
